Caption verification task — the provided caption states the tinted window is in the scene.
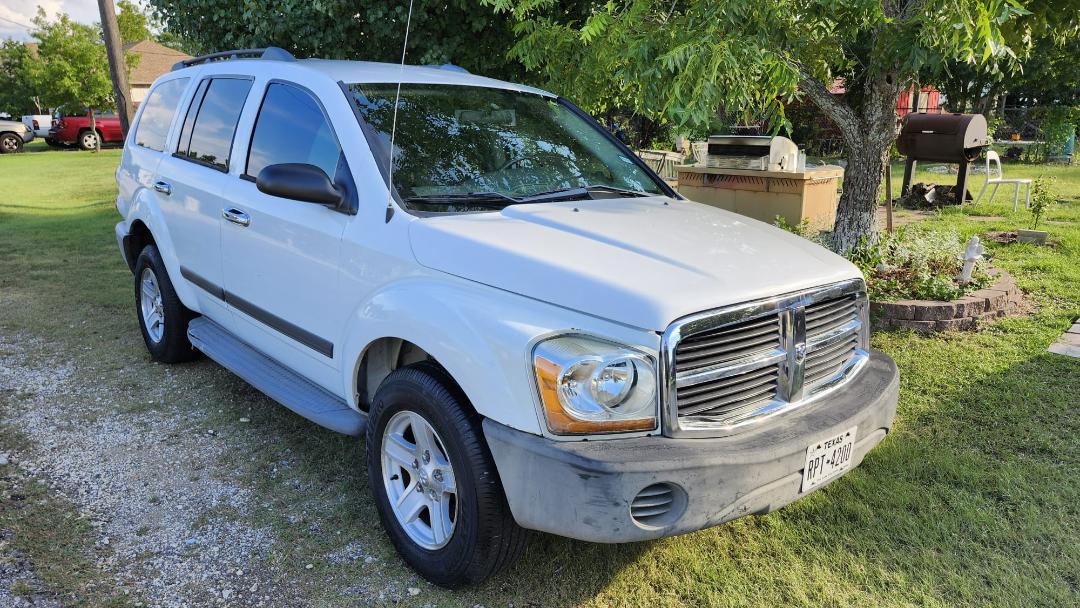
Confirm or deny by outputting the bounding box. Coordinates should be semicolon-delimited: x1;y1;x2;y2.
246;83;342;180
134;78;189;151
176;79;209;155
179;78;252;170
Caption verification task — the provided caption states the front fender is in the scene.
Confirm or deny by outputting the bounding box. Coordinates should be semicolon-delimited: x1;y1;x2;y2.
339;273;660;436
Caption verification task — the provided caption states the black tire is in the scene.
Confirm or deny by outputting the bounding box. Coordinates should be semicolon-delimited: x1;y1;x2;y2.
366;363;527;587
0;133;23;154
77;129;98;151
133;244;197;363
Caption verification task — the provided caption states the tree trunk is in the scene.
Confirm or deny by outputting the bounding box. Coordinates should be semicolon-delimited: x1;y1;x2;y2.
832;142;891;253
89;109;100;153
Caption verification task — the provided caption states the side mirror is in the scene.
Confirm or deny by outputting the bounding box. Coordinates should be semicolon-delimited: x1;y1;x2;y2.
256;163;342;206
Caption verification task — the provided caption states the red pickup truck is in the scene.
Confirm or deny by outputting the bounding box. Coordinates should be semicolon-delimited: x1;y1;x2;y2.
48;113;124;150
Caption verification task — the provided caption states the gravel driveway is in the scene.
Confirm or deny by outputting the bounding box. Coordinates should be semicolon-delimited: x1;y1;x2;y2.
0;333;429;607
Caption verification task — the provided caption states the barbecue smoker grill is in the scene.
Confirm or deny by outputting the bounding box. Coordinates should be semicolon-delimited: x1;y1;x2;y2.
897;113;989;201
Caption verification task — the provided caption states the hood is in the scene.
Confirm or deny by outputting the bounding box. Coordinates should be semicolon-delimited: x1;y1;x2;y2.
408;197;861;331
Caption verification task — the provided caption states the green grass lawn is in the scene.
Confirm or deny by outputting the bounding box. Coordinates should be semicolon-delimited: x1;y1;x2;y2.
1;148;1078;607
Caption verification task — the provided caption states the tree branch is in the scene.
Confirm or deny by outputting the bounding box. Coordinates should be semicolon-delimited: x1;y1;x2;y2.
791;60;861;135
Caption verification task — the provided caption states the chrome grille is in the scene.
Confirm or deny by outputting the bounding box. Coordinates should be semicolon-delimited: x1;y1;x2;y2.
663;280;869;437
805;334;858;387
804;294;860;389
674;313;781;373
806;294;859;338
677;362;780;417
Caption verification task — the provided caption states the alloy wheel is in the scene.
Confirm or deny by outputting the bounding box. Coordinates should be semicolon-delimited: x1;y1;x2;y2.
139;268;165;343
380;410;458;550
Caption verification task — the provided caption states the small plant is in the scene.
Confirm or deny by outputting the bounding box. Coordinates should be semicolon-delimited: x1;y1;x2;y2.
848;228;992;301
773;215;812;237
1029;176;1056;230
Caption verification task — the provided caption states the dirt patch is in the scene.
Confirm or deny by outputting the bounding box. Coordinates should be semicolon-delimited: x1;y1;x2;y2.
985;231;1019;244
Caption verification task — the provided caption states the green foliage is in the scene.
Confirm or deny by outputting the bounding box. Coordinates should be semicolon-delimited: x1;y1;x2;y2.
774;215;813;237
117;0;153;44
144;0;543;81
1029;176;1056;229
1040;106;1080;155
0;39;43;116
850;228;993;301
485;0;1027;130
29;9;115;115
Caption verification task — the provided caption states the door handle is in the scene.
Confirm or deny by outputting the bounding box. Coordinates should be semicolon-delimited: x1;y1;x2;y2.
222;207;251;227
153;180;172;195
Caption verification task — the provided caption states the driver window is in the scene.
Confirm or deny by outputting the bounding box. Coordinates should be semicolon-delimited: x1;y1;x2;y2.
246;82;343;181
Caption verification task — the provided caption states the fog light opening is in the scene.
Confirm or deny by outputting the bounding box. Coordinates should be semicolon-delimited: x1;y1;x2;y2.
630;482;686;528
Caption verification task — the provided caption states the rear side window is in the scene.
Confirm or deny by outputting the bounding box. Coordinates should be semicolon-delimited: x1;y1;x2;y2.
176;77;253;171
246;82;343;180
133;78;189;151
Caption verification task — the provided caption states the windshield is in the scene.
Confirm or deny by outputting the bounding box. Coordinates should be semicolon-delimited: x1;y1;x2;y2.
347;84;663;210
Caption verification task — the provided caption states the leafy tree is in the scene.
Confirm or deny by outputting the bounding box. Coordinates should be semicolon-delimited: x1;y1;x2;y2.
0;39;45;116
487;0;1030;253
929;1;1080;112
30;9;116;151
117;0;153;44
144;0;582;82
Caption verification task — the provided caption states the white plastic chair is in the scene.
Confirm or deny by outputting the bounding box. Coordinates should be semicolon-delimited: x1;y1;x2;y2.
974;150;1031;211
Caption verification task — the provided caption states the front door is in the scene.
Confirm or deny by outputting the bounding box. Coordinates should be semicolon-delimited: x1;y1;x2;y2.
220;81;353;390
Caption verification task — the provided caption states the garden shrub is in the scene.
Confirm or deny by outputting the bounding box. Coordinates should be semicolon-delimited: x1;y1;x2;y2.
849;228;992;301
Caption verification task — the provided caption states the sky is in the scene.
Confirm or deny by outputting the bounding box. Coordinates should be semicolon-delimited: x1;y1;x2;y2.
0;0;124;41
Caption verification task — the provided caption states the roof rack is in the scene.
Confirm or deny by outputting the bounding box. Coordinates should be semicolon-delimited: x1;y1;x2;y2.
172;47;296;71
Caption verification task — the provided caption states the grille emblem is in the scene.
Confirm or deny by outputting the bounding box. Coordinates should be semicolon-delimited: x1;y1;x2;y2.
793;341;807;364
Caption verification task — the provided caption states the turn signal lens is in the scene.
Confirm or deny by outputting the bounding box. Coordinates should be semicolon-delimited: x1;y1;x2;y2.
532;336;658;435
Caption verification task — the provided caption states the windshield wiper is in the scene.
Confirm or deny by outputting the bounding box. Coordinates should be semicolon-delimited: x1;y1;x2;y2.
403;191;519;208
515;184;651;203
405;185;652;208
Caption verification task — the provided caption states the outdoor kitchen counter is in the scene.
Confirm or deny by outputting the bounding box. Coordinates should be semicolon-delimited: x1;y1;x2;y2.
676;164;844;227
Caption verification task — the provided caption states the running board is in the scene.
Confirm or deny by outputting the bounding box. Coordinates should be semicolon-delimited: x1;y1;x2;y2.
187;317;366;436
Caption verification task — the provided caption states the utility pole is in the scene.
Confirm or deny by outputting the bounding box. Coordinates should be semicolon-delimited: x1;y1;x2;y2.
97;0;134;136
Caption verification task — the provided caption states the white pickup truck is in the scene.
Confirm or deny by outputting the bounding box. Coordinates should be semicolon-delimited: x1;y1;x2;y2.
114;48;898;587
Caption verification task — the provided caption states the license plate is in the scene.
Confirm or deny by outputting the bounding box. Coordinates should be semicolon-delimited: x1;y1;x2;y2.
801;426;857;492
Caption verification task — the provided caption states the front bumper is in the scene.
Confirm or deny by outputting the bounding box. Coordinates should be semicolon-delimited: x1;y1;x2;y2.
484;349;899;543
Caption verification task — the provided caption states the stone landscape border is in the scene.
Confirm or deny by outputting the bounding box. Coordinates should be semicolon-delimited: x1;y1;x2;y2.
870;268;1023;333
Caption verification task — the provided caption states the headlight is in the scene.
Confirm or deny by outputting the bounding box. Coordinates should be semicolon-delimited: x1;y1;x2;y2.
532;335;658;435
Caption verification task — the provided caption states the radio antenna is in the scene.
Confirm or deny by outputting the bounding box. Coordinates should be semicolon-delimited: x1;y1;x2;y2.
385;0;415;223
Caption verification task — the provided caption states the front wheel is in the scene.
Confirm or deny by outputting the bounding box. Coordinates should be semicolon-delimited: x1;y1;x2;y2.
367;363;526;587
134;244;197;362
0;133;23;154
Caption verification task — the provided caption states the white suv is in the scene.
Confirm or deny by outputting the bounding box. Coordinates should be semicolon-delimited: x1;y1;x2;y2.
114;48;898;587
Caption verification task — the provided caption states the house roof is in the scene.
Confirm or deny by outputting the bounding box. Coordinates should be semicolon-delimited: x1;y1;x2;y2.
123;40;191;86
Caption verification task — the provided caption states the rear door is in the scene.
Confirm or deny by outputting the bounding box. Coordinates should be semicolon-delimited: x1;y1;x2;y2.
154;75;253;320
118;76;190;228
219;80;353;387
